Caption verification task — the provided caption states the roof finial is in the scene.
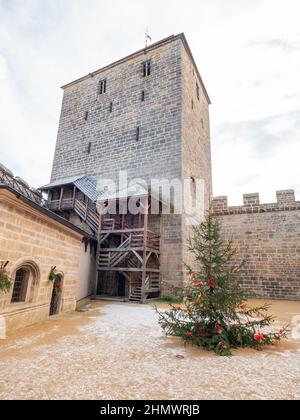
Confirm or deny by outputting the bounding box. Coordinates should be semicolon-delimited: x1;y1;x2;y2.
145;27;152;48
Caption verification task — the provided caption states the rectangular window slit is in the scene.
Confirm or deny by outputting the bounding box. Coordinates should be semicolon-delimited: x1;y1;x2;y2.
141;91;145;101
87;142;92;154
84;111;89;121
110;102;113;112
136;127;140;141
196;82;200;100
99;79;107;94
142;61;151;77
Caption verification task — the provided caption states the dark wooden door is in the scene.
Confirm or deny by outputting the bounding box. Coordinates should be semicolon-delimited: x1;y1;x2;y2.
117;274;126;297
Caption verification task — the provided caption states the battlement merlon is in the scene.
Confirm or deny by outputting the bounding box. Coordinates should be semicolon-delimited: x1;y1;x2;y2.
212;190;300;215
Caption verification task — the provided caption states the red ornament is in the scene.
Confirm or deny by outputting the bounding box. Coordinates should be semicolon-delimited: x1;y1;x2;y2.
208;278;217;288
186;331;193;337
55;283;60;289
194;281;204;287
254;332;264;343
214;322;222;335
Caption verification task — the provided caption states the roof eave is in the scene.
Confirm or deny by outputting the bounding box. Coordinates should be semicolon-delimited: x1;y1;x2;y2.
0;184;94;240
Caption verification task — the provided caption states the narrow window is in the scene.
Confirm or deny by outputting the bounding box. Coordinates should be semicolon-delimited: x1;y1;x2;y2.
196;82;200;100
109;102;113;113
191;100;194;110
142;60;151;77
11;268;28;303
99;79;107;94
141;90;145;102
201;119;204;129
84;111;89;121
136;127;140;141
87;142;92;154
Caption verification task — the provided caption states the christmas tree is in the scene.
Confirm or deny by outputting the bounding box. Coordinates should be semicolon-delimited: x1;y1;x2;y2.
157;212;286;356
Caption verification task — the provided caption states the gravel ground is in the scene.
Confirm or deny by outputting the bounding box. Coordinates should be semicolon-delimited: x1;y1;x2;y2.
0;300;299;400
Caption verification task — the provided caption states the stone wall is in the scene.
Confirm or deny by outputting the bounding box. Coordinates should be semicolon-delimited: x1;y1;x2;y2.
51;36;183;185
212;190;300;300
180;41;212;275
0;188;91;334
50;34;212;292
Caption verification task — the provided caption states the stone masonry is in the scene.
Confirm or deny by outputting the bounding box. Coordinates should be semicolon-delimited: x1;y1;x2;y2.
50;34;212;291
212;190;300;300
0;187;90;333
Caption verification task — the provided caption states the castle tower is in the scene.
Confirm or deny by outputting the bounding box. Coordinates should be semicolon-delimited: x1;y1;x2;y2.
49;33;212;294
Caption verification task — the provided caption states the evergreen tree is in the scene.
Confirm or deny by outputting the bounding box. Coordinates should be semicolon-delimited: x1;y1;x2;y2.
157;212;286;356
0;261;12;293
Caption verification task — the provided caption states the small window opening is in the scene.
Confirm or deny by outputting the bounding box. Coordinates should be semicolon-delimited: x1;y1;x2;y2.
136;127;140;141
84;111;89;121
191;100;194;110
110;102;113;113
141;90;145;102
201;119;204;129
99;79;107;94
87;142;92;154
196;82;200;100
142;61;151;77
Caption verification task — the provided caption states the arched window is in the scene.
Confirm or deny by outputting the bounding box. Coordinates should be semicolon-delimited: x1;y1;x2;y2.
11;268;29;303
10;261;40;304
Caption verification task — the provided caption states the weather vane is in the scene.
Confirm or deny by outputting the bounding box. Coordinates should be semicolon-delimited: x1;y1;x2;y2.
145;27;152;48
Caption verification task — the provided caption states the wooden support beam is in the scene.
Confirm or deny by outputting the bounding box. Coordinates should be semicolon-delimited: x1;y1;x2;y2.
132;249;143;265
141;197;149;302
72;186;76;207
97;267;160;272
94;210;103;296
59;187;64;211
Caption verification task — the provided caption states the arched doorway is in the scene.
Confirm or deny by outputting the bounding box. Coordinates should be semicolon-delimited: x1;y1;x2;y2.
49;274;63;316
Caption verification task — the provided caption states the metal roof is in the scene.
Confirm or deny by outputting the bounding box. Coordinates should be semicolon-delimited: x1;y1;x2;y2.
40;175;85;190
40;175;104;202
97;184;149;202
74;177;104;202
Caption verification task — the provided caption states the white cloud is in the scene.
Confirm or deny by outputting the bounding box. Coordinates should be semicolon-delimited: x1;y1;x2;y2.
0;0;299;203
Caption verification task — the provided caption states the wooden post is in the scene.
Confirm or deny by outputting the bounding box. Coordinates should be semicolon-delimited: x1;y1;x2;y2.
59;187;64;211
84;199;89;222
94;209;103;297
72;186;76;207
141;196;149;302
47;189;51;206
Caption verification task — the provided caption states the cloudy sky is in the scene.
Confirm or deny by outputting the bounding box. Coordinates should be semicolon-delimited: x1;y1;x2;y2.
0;0;299;205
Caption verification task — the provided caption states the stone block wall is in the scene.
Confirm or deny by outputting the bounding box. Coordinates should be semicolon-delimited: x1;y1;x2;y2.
0;189;90;334
180;40;212;275
50;34;212;292
212;190;300;300
51;36;183;185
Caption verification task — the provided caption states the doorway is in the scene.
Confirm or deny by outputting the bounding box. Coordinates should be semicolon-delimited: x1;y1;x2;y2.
49;274;62;316
117;273;126;297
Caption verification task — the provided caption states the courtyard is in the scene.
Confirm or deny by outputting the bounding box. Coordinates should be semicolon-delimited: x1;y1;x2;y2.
0;299;299;400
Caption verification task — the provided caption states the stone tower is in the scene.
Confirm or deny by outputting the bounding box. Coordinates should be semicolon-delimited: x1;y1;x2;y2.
50;33;212;291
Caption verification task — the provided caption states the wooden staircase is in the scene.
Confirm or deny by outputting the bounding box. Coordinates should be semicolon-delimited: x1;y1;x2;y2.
74;198;99;232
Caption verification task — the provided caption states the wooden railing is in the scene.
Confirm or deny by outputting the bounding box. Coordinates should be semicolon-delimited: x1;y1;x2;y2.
0;166;47;207
74;199;99;232
147;231;160;251
49;198;74;211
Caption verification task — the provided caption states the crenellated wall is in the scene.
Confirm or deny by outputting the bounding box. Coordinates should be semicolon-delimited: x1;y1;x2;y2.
212;190;300;300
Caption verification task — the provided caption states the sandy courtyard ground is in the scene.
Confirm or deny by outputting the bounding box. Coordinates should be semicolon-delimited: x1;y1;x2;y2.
0;299;299;400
